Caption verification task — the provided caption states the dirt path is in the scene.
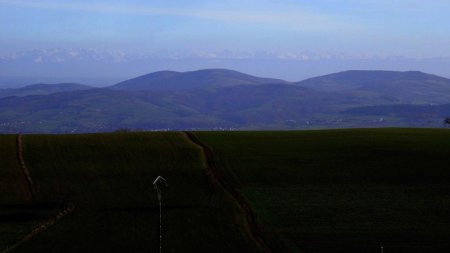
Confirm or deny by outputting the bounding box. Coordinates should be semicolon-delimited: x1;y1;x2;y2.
16;134;35;200
3;135;76;253
183;131;273;253
2;203;75;253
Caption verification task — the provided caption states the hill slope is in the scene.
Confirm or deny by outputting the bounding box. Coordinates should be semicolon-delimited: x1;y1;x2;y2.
343;103;450;126
1;69;450;132
297;70;450;104
0;83;93;98
111;69;288;91
0;85;332;133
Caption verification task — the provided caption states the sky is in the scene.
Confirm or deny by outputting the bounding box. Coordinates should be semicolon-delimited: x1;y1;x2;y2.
1;0;450;57
1;0;450;86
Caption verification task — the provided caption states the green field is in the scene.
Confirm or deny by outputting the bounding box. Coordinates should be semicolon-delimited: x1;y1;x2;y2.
2;129;450;252
197;129;450;253
0;132;258;253
0;135;59;252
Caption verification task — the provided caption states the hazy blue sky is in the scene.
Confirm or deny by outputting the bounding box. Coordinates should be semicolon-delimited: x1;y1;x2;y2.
1;0;450;57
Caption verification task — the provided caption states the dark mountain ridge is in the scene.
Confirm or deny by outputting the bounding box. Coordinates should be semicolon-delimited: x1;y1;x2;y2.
0;83;93;98
297;70;450;104
111;68;289;91
298;70;450;90
1;69;450;133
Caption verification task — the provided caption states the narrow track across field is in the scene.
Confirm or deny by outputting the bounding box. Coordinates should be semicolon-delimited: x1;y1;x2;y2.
184;131;273;253
16;134;35;200
3;135;76;253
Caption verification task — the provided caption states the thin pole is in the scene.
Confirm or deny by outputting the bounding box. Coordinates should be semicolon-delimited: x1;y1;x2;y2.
159;194;162;253
381;245;383;253
153;176;167;253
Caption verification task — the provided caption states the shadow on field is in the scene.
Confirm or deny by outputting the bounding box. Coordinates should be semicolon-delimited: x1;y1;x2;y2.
0;203;63;209
0;203;61;222
0;212;51;222
98;205;211;213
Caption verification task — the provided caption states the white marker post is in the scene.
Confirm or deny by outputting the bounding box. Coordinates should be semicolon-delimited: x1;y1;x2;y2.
153;176;168;253
381;245;384;253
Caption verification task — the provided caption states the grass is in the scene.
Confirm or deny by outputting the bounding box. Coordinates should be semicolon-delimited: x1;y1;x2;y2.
0;135;25;202
3;128;450;253
196;128;450;253
0;135;58;251
2;132;258;253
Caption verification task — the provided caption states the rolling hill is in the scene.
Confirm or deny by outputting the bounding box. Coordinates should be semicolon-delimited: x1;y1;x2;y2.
111;69;288;91
297;70;450;104
0;83;93;98
1;69;450;132
0;85;323;133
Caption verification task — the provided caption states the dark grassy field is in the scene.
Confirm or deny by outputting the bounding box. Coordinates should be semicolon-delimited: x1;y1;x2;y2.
0;135;26;203
2;129;450;253
0;135;58;252
1;132;258;253
197;128;450;253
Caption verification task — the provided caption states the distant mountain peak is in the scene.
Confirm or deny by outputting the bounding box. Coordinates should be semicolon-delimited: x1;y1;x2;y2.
301;70;449;84
297;70;450;104
2;69;450;132
111;68;288;91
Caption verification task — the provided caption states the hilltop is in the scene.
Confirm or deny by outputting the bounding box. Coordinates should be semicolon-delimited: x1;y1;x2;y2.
297;70;450;104
111;69;288;91
1;69;450;133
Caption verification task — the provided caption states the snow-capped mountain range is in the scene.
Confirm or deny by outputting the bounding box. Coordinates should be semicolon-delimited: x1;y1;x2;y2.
0;48;416;63
0;48;130;63
1;48;449;87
